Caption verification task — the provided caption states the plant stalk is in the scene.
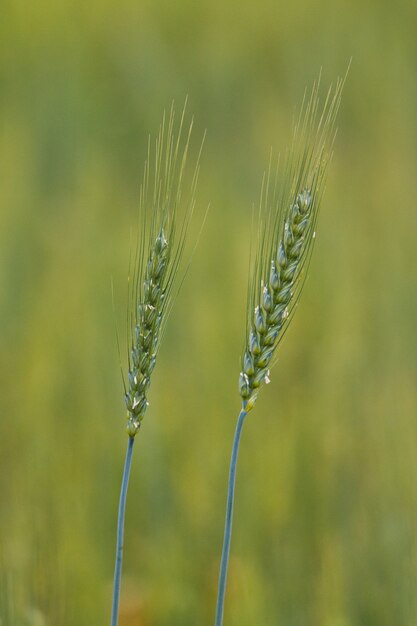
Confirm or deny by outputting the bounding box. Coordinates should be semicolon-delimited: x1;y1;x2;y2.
214;407;247;626
111;435;135;626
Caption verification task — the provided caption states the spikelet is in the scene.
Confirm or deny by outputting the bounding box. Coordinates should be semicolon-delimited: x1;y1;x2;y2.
124;104;202;436
239;77;344;411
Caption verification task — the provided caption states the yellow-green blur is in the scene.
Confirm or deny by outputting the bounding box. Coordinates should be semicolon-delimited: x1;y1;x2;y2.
0;1;416;624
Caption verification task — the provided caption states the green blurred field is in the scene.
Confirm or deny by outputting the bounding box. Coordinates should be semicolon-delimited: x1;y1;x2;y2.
1;0;416;624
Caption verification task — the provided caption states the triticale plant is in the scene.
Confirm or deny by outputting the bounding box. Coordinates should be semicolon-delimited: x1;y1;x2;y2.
214;76;345;626
110;105;203;626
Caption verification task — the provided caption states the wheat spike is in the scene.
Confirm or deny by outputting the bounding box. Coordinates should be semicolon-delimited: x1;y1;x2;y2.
239;77;344;411
124;103;202;437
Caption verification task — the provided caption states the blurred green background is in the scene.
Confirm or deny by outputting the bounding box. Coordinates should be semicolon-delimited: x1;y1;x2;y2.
1;0;416;624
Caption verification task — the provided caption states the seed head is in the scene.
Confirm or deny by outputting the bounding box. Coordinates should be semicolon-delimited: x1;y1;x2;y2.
239;76;344;411
123;104;203;436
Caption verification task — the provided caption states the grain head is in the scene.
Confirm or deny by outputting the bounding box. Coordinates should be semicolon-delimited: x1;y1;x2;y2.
124;104;203;436
239;77;345;411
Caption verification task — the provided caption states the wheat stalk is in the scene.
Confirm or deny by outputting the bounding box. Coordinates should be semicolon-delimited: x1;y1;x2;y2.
110;103;203;626
214;75;345;626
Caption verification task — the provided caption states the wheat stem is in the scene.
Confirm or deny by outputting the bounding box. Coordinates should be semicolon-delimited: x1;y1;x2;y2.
110;435;135;626
215;407;247;626
216;76;344;624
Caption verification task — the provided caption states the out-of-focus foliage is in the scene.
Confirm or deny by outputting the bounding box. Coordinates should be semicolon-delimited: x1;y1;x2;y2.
0;0;416;624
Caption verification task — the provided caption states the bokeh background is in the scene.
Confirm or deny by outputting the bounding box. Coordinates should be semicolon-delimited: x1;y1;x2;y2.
1;0;416;625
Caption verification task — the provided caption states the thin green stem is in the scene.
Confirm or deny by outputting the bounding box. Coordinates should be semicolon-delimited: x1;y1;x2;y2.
214;407;247;626
111;435;135;626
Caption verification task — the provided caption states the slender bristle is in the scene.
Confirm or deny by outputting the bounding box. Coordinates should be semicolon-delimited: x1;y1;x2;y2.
125;103;202;437
240;76;344;411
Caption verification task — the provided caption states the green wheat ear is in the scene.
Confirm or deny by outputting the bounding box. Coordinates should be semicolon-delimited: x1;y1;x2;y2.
240;76;344;411
111;103;203;626
124;104;203;436
214;74;345;626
